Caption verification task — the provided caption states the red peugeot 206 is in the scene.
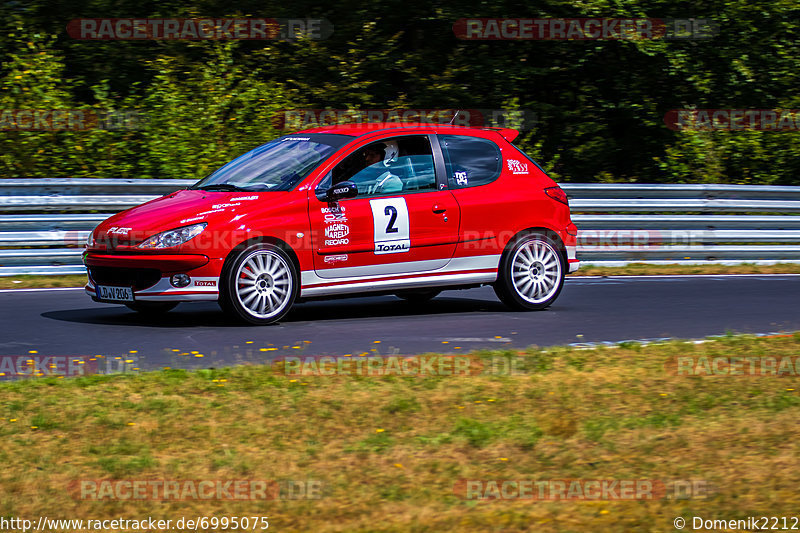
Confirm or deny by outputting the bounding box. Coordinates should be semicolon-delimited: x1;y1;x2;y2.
84;123;579;324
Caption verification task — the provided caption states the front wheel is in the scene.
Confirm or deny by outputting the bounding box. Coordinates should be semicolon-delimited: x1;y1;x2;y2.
220;243;299;325
493;233;565;310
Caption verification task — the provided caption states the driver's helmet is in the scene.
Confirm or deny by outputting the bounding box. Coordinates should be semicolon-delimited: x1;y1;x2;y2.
382;140;399;167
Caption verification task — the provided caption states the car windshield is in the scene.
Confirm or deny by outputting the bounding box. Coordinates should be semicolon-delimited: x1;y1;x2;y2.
192;134;352;192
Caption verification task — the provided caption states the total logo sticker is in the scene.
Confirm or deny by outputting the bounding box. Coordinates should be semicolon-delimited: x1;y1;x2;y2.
375;242;409;253
194;280;217;286
507;159;529;174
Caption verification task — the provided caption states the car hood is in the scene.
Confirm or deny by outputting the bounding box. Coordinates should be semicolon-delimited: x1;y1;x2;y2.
92;189;289;247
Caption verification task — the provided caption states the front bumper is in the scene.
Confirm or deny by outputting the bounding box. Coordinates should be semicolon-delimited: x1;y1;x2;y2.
84;251;220;302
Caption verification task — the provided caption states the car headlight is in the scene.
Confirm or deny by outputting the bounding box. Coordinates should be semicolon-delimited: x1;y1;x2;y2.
137;223;207;249
86;231;95;248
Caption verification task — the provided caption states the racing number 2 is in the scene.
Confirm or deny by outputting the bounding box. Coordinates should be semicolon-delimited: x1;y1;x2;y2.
384;206;399;234
370;198;410;254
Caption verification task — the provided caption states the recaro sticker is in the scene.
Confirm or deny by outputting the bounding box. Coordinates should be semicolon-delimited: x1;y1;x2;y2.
370;197;410;254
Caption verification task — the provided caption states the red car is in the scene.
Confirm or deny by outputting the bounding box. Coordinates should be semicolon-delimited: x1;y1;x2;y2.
84;123;579;324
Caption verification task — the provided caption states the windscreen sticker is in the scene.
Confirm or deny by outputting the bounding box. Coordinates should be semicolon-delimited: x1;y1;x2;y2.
454;171;469;185
507;159;529;174
370;197;410;254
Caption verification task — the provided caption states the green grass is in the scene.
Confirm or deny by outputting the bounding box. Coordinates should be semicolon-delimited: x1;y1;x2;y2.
0;274;87;289
1;333;800;531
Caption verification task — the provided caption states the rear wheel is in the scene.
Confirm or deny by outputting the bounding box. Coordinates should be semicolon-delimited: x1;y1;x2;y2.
494;233;565;310
394;289;441;304
125;302;178;314
220;243;298;325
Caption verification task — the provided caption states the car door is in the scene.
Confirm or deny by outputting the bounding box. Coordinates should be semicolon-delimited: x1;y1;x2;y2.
309;133;460;279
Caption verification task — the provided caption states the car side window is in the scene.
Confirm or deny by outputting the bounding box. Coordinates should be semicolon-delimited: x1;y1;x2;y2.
323;135;437;198
440;135;502;189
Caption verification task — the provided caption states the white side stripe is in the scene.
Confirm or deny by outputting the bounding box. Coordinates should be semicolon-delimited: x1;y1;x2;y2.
301;254;501;287
301;271;497;298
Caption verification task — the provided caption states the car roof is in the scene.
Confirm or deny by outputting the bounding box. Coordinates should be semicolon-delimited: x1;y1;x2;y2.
298;122;519;142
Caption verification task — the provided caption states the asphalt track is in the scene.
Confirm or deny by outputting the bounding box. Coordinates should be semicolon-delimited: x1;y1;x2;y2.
0;275;798;373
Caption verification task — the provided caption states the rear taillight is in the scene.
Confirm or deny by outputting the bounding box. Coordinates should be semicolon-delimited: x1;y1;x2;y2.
545;186;569;206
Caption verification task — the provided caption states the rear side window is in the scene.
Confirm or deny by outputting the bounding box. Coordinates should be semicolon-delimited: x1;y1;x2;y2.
439;135;502;189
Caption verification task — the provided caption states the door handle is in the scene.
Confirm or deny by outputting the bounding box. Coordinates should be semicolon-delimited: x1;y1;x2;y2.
432;205;447;214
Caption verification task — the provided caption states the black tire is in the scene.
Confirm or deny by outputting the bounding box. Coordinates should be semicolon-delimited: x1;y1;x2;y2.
493;232;565;310
394;289;441;303
125;302;178;314
219;243;299;325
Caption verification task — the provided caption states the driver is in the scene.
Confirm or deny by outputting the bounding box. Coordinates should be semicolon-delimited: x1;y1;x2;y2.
332;144;384;186
368;140;403;194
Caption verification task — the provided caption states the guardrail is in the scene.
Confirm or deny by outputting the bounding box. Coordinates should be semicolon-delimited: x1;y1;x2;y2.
1;179;799;276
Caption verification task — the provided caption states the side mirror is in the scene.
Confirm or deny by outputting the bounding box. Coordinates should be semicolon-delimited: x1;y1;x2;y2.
316;180;358;202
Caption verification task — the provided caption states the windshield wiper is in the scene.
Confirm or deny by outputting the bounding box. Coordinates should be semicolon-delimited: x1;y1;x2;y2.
194;183;248;192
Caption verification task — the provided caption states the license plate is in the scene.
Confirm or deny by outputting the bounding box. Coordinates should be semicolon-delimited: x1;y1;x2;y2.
96;285;134;302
